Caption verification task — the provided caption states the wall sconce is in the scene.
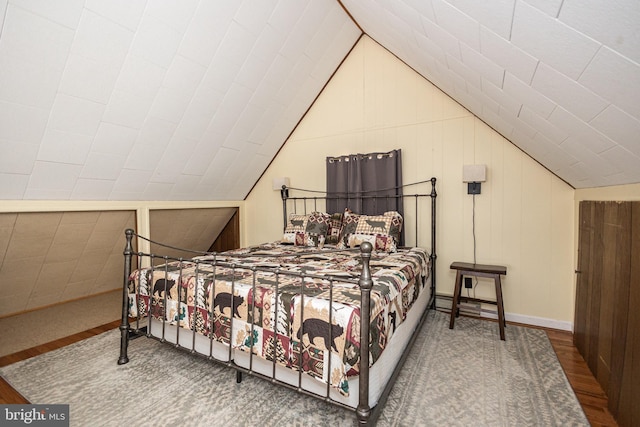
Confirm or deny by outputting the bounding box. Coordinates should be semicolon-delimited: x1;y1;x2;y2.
272;177;290;198
272;177;290;191
462;165;487;195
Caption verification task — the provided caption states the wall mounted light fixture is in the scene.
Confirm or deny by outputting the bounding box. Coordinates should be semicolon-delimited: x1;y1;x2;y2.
272;177;290;191
462;165;487;195
272;177;290;199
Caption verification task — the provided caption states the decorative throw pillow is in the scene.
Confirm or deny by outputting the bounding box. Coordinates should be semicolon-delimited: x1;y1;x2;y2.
282;212;330;247
336;209;360;248
339;211;403;252
325;212;344;244
382;210;403;245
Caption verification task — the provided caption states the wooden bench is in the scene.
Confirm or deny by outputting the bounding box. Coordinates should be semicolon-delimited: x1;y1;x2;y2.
449;261;508;340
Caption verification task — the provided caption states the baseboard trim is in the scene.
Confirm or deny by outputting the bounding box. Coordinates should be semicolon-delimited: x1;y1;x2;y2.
435;293;574;332
487;311;573;332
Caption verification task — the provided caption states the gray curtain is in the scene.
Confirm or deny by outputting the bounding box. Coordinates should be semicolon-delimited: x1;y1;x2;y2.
326;149;403;217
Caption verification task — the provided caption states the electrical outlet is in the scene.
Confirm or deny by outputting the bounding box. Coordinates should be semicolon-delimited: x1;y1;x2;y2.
464;277;473;289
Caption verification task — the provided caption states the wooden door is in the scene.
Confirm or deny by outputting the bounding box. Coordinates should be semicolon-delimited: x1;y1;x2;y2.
574;202;605;374
615;202;639;426
574;201;638;426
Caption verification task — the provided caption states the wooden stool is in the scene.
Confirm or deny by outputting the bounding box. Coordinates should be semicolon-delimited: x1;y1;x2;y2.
449;261;508;340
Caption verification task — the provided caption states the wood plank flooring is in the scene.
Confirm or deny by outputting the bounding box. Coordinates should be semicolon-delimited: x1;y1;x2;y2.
0;319;618;426
547;328;618;426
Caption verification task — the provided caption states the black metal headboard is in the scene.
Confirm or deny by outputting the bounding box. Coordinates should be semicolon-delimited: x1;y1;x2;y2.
280;177;437;299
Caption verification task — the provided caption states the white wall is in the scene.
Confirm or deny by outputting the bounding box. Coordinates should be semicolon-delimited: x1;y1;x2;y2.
245;36;576;329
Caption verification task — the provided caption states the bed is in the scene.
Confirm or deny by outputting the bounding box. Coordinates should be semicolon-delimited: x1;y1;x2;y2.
118;178;437;425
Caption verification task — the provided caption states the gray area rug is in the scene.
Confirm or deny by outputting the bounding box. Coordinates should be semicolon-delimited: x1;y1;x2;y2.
0;311;588;426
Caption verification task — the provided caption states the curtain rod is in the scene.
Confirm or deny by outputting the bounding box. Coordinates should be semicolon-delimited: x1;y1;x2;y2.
327;150;398;163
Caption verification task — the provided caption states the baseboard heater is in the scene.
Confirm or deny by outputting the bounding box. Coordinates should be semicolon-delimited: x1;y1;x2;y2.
435;294;485;317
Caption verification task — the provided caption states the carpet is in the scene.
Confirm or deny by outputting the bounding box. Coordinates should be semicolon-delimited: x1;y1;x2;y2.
0;311;588;426
0;291;121;357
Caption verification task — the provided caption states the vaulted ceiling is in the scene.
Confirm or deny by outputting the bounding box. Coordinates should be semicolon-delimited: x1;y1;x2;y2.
0;0;638;201
346;0;640;189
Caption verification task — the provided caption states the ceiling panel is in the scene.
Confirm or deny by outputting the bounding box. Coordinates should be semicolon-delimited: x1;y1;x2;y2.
511;1;600;79
559;0;640;64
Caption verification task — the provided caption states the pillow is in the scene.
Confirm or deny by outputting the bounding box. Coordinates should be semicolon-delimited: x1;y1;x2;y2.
336;209;360;248
338;210;403;252
325;212;345;244
282;212;331;247
382;210;403;244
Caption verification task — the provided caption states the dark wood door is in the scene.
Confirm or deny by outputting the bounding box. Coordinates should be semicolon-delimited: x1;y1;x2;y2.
616;202;640;427
574;201;638;426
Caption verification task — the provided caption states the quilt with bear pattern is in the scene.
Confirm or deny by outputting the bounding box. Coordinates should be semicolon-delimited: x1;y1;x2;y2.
127;243;429;396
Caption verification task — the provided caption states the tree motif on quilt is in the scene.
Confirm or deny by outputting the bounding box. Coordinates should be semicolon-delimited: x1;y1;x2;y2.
129;294;149;318
178;275;207;332
188;307;208;335
128;271;149;318
271;288;291;336
262;329;289;364
256;288;290;364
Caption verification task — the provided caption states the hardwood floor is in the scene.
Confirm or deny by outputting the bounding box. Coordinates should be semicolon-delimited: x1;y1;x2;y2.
0;319;619;426
547;328;618;427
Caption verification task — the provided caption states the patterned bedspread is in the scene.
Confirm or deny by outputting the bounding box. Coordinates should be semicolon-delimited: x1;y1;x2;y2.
127;242;429;396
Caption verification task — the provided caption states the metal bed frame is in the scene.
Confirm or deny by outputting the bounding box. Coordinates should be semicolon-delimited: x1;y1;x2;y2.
117;177;437;426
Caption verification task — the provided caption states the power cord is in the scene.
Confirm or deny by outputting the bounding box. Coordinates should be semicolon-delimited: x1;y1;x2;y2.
473;193;477;264
467;193;479;298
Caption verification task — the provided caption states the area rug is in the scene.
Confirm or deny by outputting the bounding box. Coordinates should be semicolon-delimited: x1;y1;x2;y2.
0;311;588;426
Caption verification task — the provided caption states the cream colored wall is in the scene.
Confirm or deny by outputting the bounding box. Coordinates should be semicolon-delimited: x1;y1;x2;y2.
245;36;576;329
575;183;640;202
573;182;640;276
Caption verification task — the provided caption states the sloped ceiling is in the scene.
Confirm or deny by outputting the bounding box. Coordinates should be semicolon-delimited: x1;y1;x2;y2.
0;1;638;201
0;0;359;200
343;0;640;189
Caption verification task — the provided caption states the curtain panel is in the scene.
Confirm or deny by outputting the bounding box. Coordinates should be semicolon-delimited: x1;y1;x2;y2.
326;149;403;219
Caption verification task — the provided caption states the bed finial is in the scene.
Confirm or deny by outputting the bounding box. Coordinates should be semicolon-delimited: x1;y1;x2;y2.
358;242;373;290
280;184;289;200
281;185;290;231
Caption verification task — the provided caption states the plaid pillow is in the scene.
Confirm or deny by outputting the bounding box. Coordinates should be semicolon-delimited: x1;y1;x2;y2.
338;211;403;252
282;212;330;247
325;212;344;244
336;209;360;248
383;211;403;245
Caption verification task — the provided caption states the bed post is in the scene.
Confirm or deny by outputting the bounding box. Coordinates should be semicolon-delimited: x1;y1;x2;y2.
118;228;134;365
430;177;437;309
281;185;289;230
356;241;373;425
